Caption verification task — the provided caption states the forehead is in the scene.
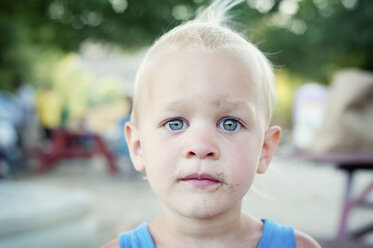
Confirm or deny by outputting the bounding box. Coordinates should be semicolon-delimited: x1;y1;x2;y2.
149;48;259;94
136;48;264;121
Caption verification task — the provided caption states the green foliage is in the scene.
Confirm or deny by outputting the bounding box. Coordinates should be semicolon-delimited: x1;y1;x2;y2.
256;0;373;81
0;0;205;89
0;0;372;89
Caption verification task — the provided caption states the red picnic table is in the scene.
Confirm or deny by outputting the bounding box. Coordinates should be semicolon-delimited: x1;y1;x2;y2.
30;129;119;174
290;151;373;240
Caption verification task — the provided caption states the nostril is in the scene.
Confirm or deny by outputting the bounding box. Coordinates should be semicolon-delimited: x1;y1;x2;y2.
183;144;220;160
207;152;215;157
184;150;219;159
187;151;196;157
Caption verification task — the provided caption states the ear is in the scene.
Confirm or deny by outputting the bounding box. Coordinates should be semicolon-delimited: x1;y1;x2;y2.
124;121;145;172
257;126;281;174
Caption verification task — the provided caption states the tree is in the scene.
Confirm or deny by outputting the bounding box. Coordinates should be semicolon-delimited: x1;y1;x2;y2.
0;0;372;89
252;0;373;81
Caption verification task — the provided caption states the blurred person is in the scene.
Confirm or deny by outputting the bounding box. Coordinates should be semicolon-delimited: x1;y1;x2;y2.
103;0;320;247
113;96;138;176
0;91;23;177
13;75;36;149
13;75;36;126
36;83;62;140
60;101;70;130
116;96;133;157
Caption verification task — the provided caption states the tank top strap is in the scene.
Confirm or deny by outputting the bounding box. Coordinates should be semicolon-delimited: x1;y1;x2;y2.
257;219;296;248
118;223;156;248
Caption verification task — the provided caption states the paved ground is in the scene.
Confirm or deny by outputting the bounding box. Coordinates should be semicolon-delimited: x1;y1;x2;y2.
8;154;373;248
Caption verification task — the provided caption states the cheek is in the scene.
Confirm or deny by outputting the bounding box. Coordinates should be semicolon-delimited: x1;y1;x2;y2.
141;133;180;177
224;135;262;183
231;154;258;186
142;140;171;196
143;132;180;159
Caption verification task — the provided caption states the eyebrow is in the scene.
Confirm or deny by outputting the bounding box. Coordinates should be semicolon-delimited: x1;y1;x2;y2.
162;98;255;117
161;99;194;115
214;99;256;118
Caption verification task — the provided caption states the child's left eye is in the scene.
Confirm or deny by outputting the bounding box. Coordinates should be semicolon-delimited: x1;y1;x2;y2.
218;118;241;131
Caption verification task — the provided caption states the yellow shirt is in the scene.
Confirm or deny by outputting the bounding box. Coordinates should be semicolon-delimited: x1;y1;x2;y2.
37;90;62;129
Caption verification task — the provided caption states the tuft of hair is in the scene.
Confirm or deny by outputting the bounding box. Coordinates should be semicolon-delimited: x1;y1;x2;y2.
132;0;276;127
195;0;244;26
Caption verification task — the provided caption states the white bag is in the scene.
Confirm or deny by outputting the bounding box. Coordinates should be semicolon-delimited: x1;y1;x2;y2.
310;69;373;153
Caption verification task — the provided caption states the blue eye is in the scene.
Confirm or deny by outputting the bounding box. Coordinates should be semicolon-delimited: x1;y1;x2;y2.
166;119;186;131
219;118;240;131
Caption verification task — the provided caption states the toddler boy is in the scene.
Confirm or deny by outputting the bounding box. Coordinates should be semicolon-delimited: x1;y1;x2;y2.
103;0;320;247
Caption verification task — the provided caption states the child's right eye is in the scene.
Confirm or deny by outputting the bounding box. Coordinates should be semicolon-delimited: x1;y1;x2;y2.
165;119;187;131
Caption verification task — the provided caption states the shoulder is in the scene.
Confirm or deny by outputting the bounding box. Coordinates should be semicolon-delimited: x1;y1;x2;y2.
294;230;321;248
101;239;119;248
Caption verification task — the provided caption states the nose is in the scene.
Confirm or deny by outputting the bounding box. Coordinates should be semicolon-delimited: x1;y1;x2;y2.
183;129;220;160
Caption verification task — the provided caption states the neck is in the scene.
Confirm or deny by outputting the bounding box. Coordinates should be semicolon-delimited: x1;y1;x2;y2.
149;202;261;247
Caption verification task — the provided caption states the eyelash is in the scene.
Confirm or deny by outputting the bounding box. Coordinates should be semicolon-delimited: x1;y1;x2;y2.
163;118;188;131
162;117;244;132
217;118;243;132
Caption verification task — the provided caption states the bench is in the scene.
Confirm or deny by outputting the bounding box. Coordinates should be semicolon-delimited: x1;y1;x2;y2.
291;151;373;240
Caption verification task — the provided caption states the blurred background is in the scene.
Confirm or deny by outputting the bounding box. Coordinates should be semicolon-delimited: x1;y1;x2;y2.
0;0;372;247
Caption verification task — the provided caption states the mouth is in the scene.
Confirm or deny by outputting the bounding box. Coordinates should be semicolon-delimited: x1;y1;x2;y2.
179;173;222;187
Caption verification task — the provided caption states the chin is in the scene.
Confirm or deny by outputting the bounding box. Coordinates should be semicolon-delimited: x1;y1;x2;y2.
183;211;218;220
177;203;231;220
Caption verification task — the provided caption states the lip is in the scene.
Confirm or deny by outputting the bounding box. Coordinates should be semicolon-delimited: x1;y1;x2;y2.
179;173;221;187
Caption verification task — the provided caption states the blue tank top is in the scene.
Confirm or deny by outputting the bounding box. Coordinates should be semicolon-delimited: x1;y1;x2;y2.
118;223;155;248
257;219;295;248
118;219;295;248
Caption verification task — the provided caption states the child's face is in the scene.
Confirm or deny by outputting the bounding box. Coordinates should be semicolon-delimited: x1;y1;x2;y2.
126;48;280;219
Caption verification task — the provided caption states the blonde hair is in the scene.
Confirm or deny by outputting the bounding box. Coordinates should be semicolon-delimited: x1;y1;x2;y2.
132;0;276;127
